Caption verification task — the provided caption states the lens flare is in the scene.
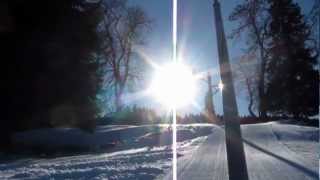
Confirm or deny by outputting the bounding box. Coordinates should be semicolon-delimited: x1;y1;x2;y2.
150;62;197;109
218;81;224;91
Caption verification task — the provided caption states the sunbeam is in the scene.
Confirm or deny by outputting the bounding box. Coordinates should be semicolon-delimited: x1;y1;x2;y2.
172;0;178;180
133;46;162;71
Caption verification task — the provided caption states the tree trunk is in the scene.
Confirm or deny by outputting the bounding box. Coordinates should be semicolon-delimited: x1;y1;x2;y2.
249;13;268;119
115;83;125;112
114;84;122;112
246;78;257;117
115;93;122;112
258;59;267;119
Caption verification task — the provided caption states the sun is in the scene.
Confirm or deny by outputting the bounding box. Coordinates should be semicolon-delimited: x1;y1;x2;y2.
150;62;197;109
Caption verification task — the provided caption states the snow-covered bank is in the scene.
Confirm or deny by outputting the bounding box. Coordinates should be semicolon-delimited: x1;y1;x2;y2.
1;124;213;179
1;123;318;179
12;124;213;153
271;122;319;167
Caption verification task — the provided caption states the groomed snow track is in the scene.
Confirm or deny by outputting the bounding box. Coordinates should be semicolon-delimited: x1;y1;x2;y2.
162;123;318;180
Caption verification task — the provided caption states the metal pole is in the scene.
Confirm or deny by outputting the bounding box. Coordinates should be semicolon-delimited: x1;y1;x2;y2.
212;0;249;180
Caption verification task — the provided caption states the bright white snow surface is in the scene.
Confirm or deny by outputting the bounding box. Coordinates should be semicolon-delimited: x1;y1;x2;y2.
161;122;319;180
1;122;318;180
1;124;212;179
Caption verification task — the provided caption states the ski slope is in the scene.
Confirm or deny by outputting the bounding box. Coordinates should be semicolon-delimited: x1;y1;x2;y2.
0;125;212;179
161;123;318;180
0;123;318;179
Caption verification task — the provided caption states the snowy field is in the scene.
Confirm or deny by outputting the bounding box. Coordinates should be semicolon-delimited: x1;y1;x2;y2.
1;124;213;179
0;122;318;179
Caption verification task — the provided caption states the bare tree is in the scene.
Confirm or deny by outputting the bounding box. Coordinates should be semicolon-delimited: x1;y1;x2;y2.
233;53;258;117
309;0;320;60
99;0;151;112
309;0;320;30
229;0;270;118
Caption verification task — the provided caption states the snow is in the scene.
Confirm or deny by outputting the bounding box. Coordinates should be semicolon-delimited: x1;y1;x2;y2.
1;122;318;179
162;122;318;180
271;123;319;168
1;124;212;179
12;124;213;152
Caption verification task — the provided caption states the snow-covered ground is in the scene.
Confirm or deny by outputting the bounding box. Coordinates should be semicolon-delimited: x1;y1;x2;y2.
1;124;213;179
271;122;319;168
162;122;319;180
0;122;318;179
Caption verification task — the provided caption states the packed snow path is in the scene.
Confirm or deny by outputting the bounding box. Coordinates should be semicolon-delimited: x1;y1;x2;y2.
162;123;318;180
0;123;317;179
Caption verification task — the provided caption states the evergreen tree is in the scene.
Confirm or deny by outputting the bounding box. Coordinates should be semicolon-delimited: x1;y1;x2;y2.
1;0;102;148
265;0;319;118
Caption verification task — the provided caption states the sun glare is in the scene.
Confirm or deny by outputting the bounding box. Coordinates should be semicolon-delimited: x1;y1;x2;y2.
218;81;224;91
150;62;197;109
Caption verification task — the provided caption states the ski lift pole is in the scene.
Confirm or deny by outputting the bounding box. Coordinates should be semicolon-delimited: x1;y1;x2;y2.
212;0;249;180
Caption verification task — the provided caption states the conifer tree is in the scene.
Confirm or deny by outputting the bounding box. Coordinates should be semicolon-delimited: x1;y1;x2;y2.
265;0;319;118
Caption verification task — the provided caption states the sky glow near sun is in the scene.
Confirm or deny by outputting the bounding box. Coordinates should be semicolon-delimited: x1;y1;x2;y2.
149;62;197;109
124;1;225;179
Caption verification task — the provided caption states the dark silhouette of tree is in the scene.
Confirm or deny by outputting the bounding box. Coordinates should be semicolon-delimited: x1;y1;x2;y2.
229;0;270;118
308;0;320;59
309;0;320;31
233;53;258;117
1;0;102;148
100;105;160;125
177;113;209;124
265;0;319;118
98;0;151;112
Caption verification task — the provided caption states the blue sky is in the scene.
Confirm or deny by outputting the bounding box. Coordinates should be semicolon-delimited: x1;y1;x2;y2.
127;0;315;116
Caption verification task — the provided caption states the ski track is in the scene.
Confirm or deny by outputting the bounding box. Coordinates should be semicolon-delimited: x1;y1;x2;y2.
0;123;318;180
162;123;318;180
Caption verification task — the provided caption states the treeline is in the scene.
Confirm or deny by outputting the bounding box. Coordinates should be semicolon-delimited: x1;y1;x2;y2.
98;107;224;125
98;106;162;125
177;114;223;124
230;0;319;119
